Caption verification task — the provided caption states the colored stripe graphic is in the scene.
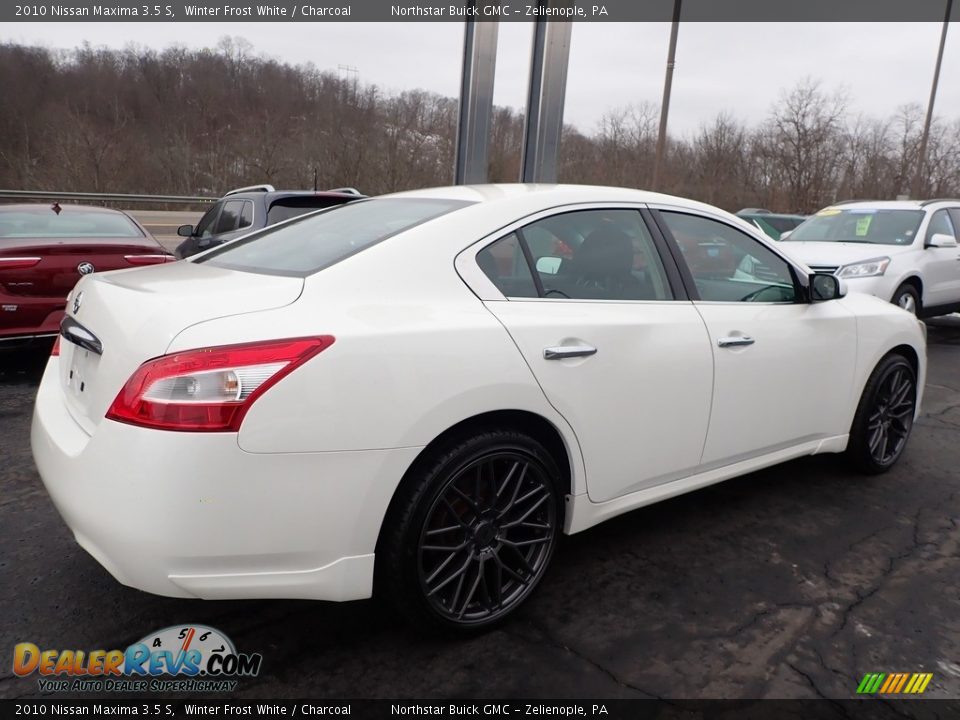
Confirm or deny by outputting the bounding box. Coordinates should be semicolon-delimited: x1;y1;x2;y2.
857;672;932;694
893;674;909;693
879;674;897;693
856;673;882;693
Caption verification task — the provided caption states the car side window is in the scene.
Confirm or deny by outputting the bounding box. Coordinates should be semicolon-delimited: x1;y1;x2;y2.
194;204;221;238
660;211;797;303
948;209;960;235
521;209;673;301
238;200;254;229
476;233;539;298
215;200;250;234
927;210;957;241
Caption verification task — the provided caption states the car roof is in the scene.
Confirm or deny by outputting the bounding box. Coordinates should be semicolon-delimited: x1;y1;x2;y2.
823;200;956;211
0;203;132;215
385;183;728;214
224;191;363;202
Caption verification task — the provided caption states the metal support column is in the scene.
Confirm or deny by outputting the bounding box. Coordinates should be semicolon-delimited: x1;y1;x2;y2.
520;5;573;183
454;8;499;185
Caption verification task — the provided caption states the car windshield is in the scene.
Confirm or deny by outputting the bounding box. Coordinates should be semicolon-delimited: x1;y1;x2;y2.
784;209;924;246
0;209;142;238
197;197;472;276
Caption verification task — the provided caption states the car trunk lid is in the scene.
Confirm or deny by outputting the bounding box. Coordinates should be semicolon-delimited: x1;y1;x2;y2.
57;262;304;435
0;238;171;298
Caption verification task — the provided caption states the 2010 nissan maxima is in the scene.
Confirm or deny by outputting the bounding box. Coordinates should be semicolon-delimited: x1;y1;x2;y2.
31;185;926;632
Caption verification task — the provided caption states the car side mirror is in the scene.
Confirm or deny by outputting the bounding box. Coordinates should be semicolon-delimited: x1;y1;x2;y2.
810;273;846;302
177;224;194;237
926;232;958;249
535;256;563;275
779;230;792;241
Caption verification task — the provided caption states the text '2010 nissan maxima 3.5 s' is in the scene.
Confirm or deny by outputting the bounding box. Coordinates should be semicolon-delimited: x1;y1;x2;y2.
32;185;927;632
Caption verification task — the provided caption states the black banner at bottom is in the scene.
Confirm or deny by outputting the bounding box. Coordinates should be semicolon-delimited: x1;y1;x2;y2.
2;699;959;720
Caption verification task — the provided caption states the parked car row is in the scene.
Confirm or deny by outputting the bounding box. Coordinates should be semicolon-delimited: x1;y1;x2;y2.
29;183;928;632
5;191;956;352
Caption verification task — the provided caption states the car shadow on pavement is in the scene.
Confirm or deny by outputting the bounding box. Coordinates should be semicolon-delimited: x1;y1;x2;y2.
925;314;960;345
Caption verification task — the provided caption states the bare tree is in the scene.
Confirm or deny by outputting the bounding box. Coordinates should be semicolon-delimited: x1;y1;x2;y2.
2;43;958;212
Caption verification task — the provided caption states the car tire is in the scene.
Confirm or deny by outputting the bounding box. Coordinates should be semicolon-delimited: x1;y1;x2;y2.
891;283;921;316
846;353;917;475
378;429;563;634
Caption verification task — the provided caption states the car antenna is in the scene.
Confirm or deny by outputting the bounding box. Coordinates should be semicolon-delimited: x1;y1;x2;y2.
313;168;318;192
51;201;62;215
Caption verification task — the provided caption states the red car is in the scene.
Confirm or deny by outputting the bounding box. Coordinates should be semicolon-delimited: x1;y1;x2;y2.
0;203;174;349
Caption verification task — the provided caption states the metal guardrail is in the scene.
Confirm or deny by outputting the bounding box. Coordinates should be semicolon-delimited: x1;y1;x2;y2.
0;190;217;205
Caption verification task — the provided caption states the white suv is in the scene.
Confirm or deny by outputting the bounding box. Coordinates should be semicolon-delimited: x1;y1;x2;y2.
780;199;960;317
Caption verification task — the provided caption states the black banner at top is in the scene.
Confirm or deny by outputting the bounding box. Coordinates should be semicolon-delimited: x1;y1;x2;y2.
4;0;960;23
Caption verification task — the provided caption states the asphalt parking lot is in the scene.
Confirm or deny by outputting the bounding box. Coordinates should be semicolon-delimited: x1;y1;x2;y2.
2;318;959;701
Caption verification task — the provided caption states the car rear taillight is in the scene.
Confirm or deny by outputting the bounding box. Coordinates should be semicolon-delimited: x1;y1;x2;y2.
0;257;42;270
124;254;176;265
105;336;334;432
51;336;61;356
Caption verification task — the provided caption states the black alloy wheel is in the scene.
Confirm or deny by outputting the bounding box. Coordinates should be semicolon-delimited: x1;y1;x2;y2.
418;451;557;623
379;430;562;632
847;354;917;473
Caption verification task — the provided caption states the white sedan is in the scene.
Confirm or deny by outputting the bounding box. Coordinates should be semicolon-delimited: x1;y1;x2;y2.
32;185;926;632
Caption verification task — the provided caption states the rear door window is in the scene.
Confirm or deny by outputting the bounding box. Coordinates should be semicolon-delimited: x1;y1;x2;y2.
214;200;252;234
238;200;254;229
476;233;539;298
477;209;675;301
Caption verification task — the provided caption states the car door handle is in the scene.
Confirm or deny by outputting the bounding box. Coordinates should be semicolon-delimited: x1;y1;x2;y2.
543;345;598;360
717;336;755;348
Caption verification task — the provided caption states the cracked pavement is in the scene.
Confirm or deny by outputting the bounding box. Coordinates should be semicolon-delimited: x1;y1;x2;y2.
1;317;959;700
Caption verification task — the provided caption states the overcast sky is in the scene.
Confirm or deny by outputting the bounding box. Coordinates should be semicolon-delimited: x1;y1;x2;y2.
3;22;959;136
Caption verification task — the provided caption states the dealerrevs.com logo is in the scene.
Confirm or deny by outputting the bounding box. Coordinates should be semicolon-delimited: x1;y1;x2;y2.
13;625;262;693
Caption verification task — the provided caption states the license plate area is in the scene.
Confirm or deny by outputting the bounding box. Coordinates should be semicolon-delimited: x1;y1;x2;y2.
64;341;99;403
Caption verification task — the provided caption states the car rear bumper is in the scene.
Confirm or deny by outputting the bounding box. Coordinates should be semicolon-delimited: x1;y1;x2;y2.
31;357;422;601
0;332;58;350
0;296;64;343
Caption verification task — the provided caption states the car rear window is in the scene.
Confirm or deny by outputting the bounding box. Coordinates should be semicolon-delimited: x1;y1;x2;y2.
0;209;142;238
197;198;472;276
267;197;354;224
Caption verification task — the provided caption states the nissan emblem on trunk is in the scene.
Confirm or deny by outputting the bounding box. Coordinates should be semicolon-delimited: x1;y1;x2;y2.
77;261;95;275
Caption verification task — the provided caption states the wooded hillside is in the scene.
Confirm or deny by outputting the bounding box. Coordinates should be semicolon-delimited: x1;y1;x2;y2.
2;39;958;212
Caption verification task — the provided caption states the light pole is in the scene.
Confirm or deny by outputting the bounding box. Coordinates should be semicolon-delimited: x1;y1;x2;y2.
911;0;953;198
652;0;682;190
